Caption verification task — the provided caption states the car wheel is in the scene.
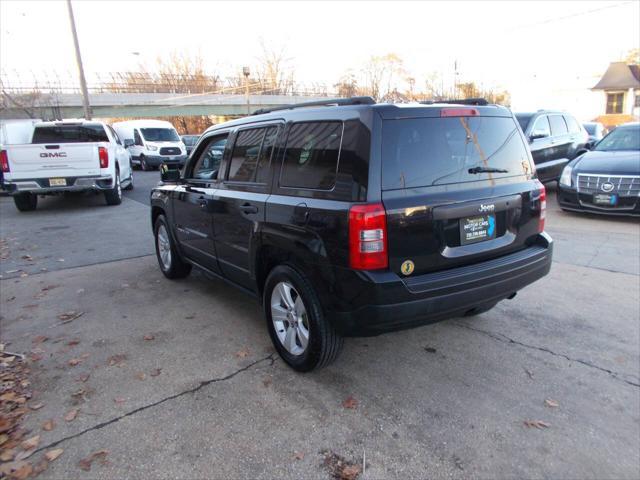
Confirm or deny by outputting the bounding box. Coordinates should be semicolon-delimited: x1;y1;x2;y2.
154;215;191;279
13;193;38;212
124;168;134;191
104;170;122;205
264;264;343;372
140;155;150;171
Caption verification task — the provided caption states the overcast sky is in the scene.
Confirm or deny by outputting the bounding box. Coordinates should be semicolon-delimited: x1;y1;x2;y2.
1;0;639;117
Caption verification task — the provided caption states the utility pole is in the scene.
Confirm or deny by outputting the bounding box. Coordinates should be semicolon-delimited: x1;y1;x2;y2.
242;66;250;115
66;0;92;120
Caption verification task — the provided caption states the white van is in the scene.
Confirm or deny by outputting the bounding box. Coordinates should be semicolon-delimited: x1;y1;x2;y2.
112;120;187;170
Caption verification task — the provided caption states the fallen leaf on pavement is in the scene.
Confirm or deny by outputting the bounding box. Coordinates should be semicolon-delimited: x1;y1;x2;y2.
57;311;84;323
29;353;42;362
20;435;40;450
235;347;250;358
77;374;90;383
342;396;358;409
42;419;55;431
67;339;80;346
0;448;15;461
143;334;155;341
20;273;29;278
68;358;82;367
544;399;559;408
322;451;362;480
150;368;161;377
64;408;79;422
113;397;126;404
31;336;48;344
107;354;127;367
29;403;44;410
293;451;304;460
524;419;550;429
3;461;33;479
21;255;33;261
135;372;146;381
45;448;64;462
262;376;272;387
78;450;108;471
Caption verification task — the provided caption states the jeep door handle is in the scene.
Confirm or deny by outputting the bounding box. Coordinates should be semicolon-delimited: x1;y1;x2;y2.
240;203;258;214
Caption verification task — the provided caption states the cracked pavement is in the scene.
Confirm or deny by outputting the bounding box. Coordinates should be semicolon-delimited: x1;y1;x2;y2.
1;175;639;479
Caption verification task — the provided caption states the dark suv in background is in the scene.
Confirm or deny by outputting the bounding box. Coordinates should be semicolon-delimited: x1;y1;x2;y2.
515;110;590;182
151;97;553;371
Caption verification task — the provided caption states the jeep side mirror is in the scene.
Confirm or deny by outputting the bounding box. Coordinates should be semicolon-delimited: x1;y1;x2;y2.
124;139;134;148
160;164;181;183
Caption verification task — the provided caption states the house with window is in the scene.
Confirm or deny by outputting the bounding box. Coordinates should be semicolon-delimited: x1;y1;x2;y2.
592;62;640;128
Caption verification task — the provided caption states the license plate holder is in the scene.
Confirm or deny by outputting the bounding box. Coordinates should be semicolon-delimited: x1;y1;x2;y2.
460;214;496;245
49;178;67;187
593;193;617;206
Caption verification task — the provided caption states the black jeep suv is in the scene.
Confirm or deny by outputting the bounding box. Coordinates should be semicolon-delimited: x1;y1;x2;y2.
150;97;553;371
515;110;590;183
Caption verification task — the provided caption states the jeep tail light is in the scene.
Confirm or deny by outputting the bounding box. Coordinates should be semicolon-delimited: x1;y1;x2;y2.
440;108;479;117
98;146;108;168
0;150;9;173
534;180;546;232
349;203;388;270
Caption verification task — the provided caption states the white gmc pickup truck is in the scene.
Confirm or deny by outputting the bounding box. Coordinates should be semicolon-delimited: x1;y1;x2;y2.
0;121;134;212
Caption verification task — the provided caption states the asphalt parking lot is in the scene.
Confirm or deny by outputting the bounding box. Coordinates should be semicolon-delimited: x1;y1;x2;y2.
1;171;639;479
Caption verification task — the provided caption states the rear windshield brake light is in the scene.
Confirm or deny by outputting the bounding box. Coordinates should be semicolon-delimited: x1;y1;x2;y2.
440;108;479;117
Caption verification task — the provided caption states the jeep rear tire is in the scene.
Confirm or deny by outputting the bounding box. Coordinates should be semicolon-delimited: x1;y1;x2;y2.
264;264;343;372
13;193;38;212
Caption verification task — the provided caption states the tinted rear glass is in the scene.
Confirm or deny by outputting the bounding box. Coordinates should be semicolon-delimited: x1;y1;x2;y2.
280;122;343;190
32;125;109;144
382;116;531;190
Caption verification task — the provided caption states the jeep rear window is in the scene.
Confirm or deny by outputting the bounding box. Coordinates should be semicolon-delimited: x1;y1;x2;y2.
381;116;531;190
32;125;109;144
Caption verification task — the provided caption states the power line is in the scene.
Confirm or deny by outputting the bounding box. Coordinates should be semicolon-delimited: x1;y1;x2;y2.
504;1;634;33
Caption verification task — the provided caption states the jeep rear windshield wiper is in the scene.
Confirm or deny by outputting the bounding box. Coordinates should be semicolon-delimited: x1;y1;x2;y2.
468;166;509;174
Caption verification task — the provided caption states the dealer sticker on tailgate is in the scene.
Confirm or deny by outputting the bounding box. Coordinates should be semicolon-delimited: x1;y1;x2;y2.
460;214;496;245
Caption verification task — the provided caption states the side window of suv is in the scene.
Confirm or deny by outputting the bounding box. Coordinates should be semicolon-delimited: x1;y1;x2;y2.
280;121;343;190
531;116;550;138
227;126;279;184
548;115;568;136
191;135;227;180
563;115;581;134
134;129;143;146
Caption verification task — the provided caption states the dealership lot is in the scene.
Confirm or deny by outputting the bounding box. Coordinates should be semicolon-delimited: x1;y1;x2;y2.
1;172;638;479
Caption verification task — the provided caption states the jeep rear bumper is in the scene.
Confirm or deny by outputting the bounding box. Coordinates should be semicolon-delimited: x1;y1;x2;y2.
328;233;553;336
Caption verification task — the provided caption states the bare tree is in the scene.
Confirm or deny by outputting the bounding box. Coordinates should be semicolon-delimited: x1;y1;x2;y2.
334;72;360;98
360;53;406;101
255;41;294;95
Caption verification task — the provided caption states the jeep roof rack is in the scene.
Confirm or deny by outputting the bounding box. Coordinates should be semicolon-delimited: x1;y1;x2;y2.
419;98;489;106
251;96;376;116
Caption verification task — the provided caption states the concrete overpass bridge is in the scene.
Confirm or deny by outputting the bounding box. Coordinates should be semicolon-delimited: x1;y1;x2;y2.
0;92;329;120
